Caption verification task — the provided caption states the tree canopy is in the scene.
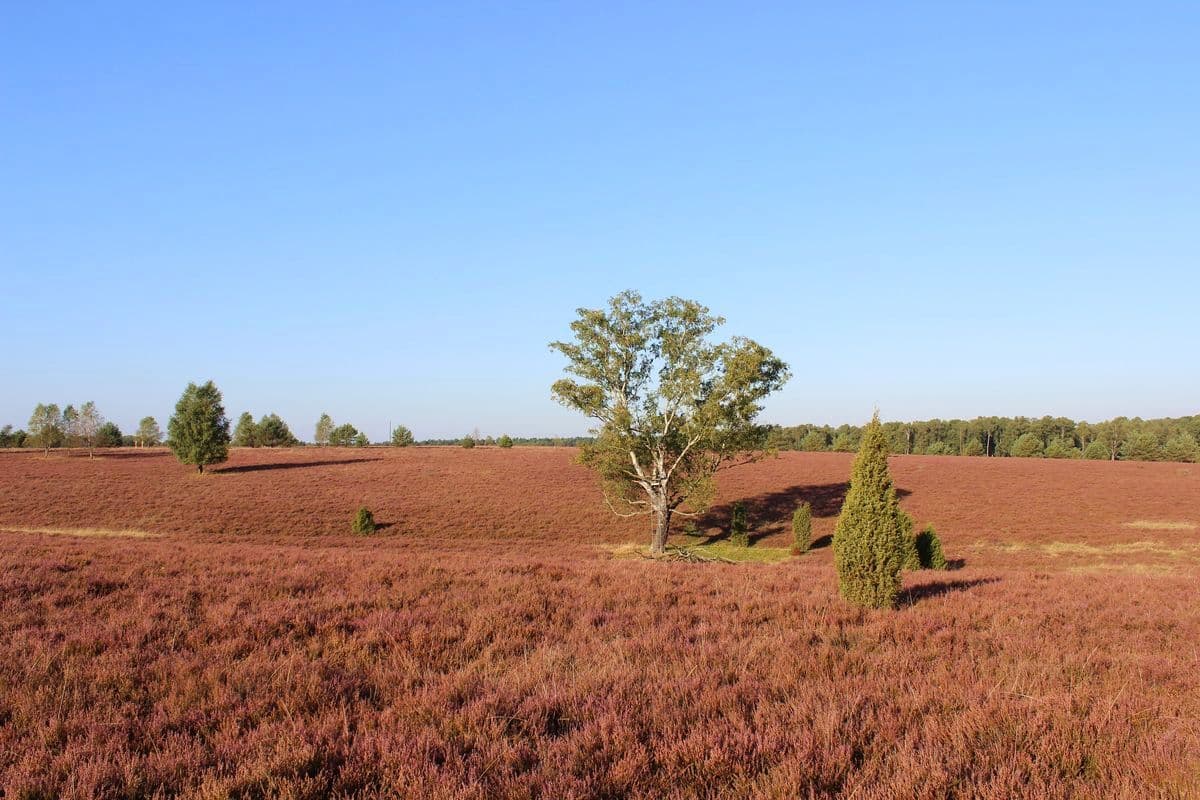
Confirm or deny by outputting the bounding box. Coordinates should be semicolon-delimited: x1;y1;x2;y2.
167;381;231;473
551;291;789;555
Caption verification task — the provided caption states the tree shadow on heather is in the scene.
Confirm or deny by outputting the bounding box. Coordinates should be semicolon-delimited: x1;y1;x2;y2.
694;482;911;545
214;458;383;474
900;576;996;607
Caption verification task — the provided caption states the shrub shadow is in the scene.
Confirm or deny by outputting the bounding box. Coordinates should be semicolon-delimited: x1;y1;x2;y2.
901;576;996;607
215;458;383;474
695;483;912;545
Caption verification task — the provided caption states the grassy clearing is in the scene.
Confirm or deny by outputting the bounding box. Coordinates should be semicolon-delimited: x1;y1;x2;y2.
606;541;794;563
1122;520;1196;531
0;526;159;539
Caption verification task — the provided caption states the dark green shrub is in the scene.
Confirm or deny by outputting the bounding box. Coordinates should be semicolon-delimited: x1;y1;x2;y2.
729;502;749;547
833;413;905;609
1009;433;1044;458
791;502;812;554
898;509;921;571
1082;441;1109;460
460;435;476;449
351;506;376;535
915;525;948;570
497;435;514;449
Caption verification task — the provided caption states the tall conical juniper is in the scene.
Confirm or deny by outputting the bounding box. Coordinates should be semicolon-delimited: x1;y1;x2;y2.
834;412;906;608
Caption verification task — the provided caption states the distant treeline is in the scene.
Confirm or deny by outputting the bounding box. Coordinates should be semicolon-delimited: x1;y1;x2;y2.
417;435;593;447
769;414;1200;462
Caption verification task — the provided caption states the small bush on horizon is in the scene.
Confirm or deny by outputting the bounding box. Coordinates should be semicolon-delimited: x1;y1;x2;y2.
497;435;514;449
351;506;376;535
791;502;812;555
915;525;948;570
1083;440;1110;460
391;426;414;447
460;435;476;449
729;502;749;547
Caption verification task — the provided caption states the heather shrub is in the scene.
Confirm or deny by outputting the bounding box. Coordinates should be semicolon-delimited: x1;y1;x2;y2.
834;413;905;609
351;506;376;535
915;524;948;569
729;502;749;547
791;502;812;554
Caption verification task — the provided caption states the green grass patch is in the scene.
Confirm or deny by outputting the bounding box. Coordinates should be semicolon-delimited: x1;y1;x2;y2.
606;541;794;563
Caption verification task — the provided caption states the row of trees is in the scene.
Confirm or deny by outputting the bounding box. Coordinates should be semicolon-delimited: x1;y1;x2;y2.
232;413;300;447
771;414;1200;463
15;403;162;456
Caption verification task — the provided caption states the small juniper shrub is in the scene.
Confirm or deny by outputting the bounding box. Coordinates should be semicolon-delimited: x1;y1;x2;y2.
898;509;921;571
833;413;906;609
915;525;948;569
729;502;749;547
351;506;376;535
791;502;812;555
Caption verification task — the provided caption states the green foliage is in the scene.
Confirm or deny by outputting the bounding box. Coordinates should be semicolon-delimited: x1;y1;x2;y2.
791;502;812;554
1082;440;1110;460
328;424;359;447
551;291;789;555
1163;432;1200;463
497;434;514;449
897;509;920;571
232;412;259;447
95;422;123;448
460;435;476;449
915;525;948;570
0;425;27;448
963;439;985;456
167;381;231;473
256;414;298;447
28;403;64;453
832;432;857;452
1044;438;1081;459
833;414;906;609
924;441;953;456
351;506;376;535
1122;432;1162;462
391;426;414;447
1009;432;1044;458
799;430;828;452
136;416;162;447
729;502;749;547
352;432;370;447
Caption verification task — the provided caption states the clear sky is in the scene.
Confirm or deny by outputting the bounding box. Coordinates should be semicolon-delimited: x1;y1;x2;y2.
2;2;1197;441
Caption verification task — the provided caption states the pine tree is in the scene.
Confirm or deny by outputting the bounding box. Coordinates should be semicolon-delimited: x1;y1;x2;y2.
167;381;231;473
391;425;415;447
834;413;906;609
232;412;258;447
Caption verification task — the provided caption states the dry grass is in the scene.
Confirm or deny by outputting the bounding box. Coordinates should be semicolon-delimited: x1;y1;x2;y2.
0;525;158;538
1122;520;1197;531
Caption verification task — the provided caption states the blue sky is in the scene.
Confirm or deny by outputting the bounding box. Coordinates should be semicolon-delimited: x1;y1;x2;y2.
2;2;1197;441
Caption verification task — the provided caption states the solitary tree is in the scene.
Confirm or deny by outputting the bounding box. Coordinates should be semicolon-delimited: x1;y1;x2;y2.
167;381;231;473
77;401;103;458
28;403;64;454
136;416;162;447
232;412;259;447
315;413;334;447
833;413;906;609
497;434;514;449
551;291;789;556
391;425;414;447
